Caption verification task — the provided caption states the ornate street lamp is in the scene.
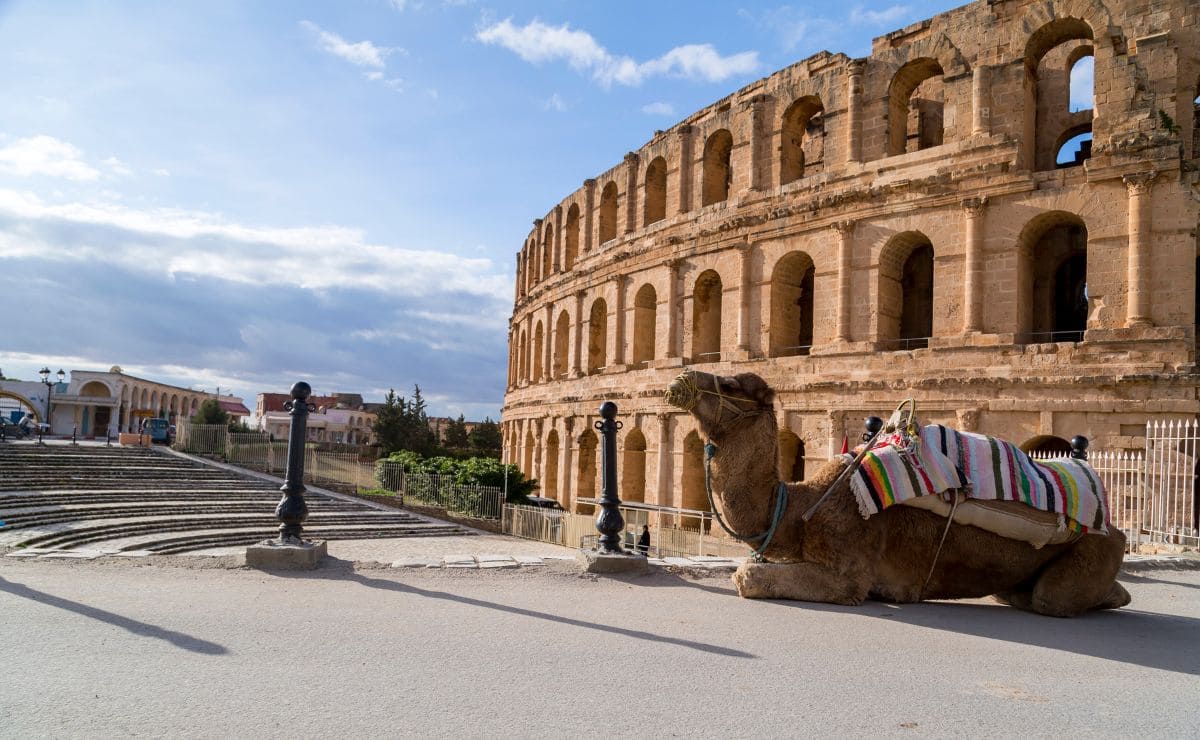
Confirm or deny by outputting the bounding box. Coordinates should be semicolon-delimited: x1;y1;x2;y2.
38;367;65;432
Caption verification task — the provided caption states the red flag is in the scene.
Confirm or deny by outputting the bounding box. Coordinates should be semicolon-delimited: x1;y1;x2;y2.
840;434;849;455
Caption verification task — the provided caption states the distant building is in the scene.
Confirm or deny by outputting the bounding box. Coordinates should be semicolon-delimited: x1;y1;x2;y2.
256;391;375;445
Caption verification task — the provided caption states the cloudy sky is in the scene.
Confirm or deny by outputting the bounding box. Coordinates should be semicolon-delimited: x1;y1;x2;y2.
0;0;980;420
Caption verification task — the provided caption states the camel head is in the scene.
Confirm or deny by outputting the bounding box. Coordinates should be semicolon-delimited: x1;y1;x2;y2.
665;369;776;443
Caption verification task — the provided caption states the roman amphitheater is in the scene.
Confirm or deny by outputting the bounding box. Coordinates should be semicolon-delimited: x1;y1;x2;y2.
502;0;1200;517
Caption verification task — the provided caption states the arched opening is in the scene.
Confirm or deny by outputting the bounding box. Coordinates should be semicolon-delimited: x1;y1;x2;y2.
887;58;945;156
576;429;598;514
0;391;40;423
553;310;570;379
542;224;554;278
701;129;733;206
517;329;527;383
777;430;806;482
140;388;148;409
1020;435;1073;456
691;270;723;363
643;157;667;226
621;428;647;504
1019;212;1088;342
544;429;560;502
565;203;580;269
588;298;608;374
1024;19;1095;171
632;283;657;367
878;232;934;349
598;182;619;244
523;428;535;479
780;96;825;184
769;251;815;357
681;431;711;531
532;321;544;383
79;381;111;398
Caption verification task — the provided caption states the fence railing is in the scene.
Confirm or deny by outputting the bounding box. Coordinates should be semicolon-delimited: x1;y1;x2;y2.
376;462;502;519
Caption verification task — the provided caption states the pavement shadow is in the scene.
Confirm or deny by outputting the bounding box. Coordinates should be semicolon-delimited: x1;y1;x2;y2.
1119;572;1200;590
0;574;228;656
764;595;1198;676
273;561;756;659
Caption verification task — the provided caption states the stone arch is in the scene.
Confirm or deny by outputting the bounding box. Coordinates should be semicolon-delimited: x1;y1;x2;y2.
1020;434;1073;455
517;328;528;383
0;390;41;422
769;251;815;357
1022;16;1097;170
79;380;113;398
643;156;667;226
691;269;723;362
681;430;711;530
632;283;657;366
532;321;545;383
576;428;599;505
588;298;608;374
544;428;560;502
150;390;159;414
777;429;806;482
565;203;580;269
701;129;733;206
599;181;619;244
877;231;934;348
622;428;647;504
780;96;825;184
523;427;535;479
888;58;945;155
553;310;570;380
542;223;554;279
1018;211;1088;342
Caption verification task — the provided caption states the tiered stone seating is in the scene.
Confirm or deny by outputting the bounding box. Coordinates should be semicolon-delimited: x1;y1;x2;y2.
0;443;472;554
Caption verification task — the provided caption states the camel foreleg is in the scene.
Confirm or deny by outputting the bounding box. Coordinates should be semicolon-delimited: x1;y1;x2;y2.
732;561;869;605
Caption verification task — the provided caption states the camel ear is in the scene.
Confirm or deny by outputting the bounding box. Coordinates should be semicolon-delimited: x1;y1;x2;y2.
733;373;775;407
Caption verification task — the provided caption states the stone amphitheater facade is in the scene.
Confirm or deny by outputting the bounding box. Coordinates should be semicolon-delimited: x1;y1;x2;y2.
502;0;1200;516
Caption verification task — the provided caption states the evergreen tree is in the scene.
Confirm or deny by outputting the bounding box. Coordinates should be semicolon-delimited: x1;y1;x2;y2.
469;417;502;455
443;414;470;450
192;399;230;426
372;389;405;453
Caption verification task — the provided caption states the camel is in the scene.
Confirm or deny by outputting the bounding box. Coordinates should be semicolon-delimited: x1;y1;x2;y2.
665;369;1130;617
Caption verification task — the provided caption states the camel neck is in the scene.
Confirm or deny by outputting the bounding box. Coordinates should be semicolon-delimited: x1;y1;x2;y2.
707;418;782;537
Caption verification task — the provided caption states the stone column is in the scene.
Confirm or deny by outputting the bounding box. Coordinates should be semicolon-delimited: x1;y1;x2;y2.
971;64;991;136
665;259;682;358
513;250;523;303
845;61;864;164
532;218;543;282
962;197;987;333
834;220;855;342
543;303;554;381
624;152;639;234
736;241;754;352
561;417;576;512
571;290;585;377
613;275;628;366
552;205;563;273
655;413;673;508
676;126;693;214
1124;172;1157;327
525;314;535;384
583;179;596;254
747;95;768;191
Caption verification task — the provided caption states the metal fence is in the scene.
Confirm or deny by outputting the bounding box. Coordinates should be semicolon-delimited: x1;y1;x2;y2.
375;462;503;519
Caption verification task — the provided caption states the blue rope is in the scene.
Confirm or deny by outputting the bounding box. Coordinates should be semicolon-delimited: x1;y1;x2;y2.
704;442;788;561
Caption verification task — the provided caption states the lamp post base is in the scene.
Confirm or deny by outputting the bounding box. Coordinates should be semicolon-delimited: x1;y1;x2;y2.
576;548;649;575
245;539;327;570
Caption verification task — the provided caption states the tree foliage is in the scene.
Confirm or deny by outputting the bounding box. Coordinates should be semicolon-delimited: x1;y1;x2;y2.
373;385;438;456
468;417;502;455
443;414;470;450
191;399;229;426
379;450;537;502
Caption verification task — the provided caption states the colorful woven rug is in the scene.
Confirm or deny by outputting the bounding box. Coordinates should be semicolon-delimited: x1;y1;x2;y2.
845;424;1109;534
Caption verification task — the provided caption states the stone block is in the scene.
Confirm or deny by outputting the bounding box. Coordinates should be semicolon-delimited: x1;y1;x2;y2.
245;540;328;570
576;549;650;574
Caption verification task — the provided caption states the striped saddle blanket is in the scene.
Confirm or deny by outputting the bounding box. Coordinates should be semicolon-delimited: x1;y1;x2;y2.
846;424;1109;535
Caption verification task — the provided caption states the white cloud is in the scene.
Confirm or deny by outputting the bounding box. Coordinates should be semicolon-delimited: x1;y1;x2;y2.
103;156;133;177
848;5;912;26
476;18;758;87
641;101;675;116
300;20;394;69
0;135;100;181
543;93;567;112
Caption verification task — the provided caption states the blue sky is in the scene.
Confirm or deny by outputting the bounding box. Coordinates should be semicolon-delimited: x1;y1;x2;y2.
0;0;978;419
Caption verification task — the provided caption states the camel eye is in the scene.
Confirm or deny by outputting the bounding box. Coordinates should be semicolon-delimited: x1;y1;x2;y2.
724;378;741;392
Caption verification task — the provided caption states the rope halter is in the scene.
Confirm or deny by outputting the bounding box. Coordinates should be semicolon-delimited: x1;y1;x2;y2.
664;371;762;434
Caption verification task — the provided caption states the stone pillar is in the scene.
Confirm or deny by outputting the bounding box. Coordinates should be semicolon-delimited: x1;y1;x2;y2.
971;64;991;136
613;275;628;366
665;259;682;358
552;205;563;273
532;218;543;282
655;413;673;508
543;304;554;381
624;152;639;234
571;290;585;377
736;241;754;352
962;197;987;333
513;250;522;303
747;95;768;191
676;126;693;214
845;61;864;164
583;179;596;253
525;314;535;384
834;220;855;342
561;417;576;512
1124;172;1157;327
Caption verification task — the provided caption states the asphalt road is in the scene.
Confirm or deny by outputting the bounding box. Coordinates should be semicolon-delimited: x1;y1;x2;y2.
1;558;1196;738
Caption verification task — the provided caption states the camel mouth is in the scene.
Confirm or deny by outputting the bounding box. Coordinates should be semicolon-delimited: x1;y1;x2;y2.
664;371;697;410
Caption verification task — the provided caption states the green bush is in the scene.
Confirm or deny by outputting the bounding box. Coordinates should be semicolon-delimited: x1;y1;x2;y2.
374;451;536;502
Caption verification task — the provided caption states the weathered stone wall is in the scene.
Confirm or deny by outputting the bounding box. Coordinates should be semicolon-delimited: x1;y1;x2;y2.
502;0;1200;514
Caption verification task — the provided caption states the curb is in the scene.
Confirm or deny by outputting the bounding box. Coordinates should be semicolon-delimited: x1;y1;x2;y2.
1120;555;1200;573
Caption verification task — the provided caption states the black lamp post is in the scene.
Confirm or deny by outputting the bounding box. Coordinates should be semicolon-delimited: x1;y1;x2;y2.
276;381;315;544
593;400;625;554
38;367;65;435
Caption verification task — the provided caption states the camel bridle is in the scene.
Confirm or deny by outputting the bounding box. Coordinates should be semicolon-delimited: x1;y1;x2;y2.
665;371;763;435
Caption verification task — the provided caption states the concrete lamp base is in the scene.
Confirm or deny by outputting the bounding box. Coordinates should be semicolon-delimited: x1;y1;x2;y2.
245;539;328;570
577;549;650;575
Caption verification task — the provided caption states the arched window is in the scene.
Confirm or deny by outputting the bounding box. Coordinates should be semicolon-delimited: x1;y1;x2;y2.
622;428;647;504
1019;212;1088;342
598;182;619;243
553;310;570;379
565;203;580;269
777;430;806;482
576;429;599;510
701;129;733;206
517;329;527;383
887;58;945;156
1020;435;1072;456
588;298;608;374
544;429;560;502
643;157;667;225
780;96;824;184
691;270;723;362
632;283;657;367
769;252;815;356
878;232;934;350
542;224;554;278
532;321;544;382
523;428;535;479
1024;19;1095;171
681;431;712;530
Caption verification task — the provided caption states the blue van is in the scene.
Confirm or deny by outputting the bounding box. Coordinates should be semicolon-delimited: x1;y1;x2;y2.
143;418;172;445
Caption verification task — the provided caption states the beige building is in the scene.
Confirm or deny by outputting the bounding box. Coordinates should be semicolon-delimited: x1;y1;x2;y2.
501;0;1200;514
